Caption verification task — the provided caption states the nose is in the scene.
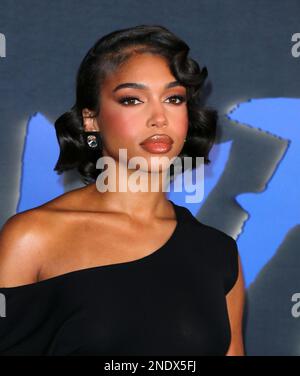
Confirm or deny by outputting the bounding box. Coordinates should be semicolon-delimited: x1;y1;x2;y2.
147;101;168;128
149;118;167;128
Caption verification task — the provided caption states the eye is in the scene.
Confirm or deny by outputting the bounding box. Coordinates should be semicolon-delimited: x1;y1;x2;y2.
118;94;187;106
118;96;142;106
165;95;187;105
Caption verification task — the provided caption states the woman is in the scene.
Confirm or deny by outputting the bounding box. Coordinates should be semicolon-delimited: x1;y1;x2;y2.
0;25;245;355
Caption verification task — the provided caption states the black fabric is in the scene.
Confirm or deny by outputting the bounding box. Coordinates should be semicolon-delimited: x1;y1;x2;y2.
0;201;239;355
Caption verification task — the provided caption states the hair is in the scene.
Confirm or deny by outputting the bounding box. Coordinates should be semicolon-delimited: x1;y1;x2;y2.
53;24;218;185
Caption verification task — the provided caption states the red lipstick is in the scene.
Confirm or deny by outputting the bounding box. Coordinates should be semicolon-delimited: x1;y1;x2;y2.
139;134;174;154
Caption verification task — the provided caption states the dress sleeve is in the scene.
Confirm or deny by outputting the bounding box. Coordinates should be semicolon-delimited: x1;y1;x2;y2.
0;284;57;355
223;236;240;295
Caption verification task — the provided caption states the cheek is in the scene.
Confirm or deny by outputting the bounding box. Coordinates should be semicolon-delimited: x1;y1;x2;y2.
101;109;140;141
100;101;188;146
172;108;189;138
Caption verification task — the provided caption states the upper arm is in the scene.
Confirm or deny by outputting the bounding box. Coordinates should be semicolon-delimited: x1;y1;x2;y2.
225;253;246;356
0;211;45;287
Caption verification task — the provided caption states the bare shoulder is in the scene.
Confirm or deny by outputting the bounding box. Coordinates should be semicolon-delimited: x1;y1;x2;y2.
0;208;50;287
0;188;83;288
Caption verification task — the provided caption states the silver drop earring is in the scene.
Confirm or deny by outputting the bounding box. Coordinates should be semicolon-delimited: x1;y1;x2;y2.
85;131;102;149
87;134;98;148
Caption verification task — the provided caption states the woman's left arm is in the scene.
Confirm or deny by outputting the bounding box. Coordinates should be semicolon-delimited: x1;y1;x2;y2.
225;254;246;356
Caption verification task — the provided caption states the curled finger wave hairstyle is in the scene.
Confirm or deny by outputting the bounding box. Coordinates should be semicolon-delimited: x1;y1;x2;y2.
53;24;218;185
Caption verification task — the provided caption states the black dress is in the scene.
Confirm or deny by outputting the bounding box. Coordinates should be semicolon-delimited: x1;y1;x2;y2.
0;200;239;356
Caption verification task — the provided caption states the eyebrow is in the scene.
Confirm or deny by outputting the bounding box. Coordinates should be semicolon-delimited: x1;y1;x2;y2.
112;81;184;93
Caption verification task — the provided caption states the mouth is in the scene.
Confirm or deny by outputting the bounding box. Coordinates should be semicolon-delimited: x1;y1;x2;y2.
139;134;174;154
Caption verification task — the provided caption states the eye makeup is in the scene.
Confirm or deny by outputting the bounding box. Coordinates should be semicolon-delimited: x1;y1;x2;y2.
117;94;187;106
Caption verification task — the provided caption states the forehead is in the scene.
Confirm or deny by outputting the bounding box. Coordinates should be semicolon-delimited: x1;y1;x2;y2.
103;53;176;89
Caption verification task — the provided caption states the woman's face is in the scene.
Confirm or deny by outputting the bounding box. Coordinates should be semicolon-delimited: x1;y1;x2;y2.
95;53;188;173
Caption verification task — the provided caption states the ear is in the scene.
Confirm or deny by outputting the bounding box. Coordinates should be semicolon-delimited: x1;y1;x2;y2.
82;108;100;132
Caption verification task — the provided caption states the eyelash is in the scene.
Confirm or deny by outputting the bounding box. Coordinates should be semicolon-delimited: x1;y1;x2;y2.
118;95;187;106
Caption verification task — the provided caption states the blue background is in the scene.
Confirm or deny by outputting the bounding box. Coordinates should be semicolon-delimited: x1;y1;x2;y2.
0;0;300;355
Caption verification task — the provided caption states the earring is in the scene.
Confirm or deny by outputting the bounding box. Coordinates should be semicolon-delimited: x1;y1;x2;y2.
184;138;187;143
85;131;102;149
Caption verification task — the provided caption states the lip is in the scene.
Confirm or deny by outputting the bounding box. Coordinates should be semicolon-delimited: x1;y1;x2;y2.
140;134;174;154
140;134;174;145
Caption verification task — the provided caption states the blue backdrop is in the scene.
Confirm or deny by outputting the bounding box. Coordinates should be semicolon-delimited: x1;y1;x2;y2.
1;0;300;355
